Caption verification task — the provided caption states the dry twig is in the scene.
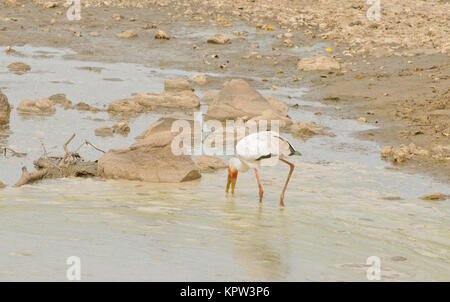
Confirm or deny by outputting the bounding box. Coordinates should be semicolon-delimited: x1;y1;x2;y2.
1;147;27;158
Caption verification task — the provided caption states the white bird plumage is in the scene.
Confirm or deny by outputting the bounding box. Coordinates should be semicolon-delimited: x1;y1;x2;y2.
226;131;301;206
235;130;295;169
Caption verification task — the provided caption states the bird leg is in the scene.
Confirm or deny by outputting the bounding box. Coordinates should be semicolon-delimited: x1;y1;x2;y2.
254;168;264;203
279;158;295;206
226;173;232;193
226;166;238;194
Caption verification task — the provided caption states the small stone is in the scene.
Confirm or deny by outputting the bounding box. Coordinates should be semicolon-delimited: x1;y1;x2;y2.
291;121;326;137
5;0;18;8
112;122;130;135
116;29;137;39
207;33;230;44
419;192;447;201
297;56;340;71
17;98;56;114
95;126;114;137
391;256;407;262
358;117;367;123
43;1;58;9
112;13;122;21
380;196;404;201
164;78;193;92
75;102;90;111
7;62;31;75
381;145;393;158
74;102;100;112
48;93;72;109
9;250;35;257
155;30;170;39
0;90;11;126
283;39;294;47
189;74;207;86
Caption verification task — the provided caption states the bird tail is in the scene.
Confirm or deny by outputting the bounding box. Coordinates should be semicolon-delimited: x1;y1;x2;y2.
288;144;302;156
290;150;302;156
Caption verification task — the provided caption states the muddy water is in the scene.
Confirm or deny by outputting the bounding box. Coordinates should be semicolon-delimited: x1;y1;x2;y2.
0;46;449;281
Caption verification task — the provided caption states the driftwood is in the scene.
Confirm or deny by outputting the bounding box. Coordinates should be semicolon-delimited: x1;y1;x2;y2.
14;167;48;187
13;134;101;187
1;147;27;158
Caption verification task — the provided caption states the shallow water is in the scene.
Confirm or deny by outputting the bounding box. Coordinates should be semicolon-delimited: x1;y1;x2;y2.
0;45;449;281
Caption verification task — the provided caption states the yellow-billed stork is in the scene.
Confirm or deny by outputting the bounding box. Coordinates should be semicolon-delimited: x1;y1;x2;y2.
226;131;302;206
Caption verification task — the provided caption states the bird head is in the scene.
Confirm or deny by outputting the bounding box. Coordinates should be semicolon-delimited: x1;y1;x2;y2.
226;158;240;193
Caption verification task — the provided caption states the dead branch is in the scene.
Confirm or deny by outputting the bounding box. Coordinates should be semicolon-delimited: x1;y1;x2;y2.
13;134;100;187
1;147;27;158
14;167;48;187
63;133;76;155
58;133;80;165
86;141;105;153
40;140;48;158
84;140;105;153
73;140;106;154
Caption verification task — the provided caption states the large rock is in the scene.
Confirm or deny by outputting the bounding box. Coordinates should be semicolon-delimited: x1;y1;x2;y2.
108;81;199;113
194;155;226;172
108;98;145;113
98;131;201;183
264;95;290;117
250;109;292;129
0;90;11;126
202;91;219;103
205;79;290;122
134;90;199;109
137;113;194;139
297;56;340;71
136;113;196;149
17;97;56;114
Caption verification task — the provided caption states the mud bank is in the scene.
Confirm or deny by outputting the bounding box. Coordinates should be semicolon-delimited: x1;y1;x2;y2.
1;0;448;182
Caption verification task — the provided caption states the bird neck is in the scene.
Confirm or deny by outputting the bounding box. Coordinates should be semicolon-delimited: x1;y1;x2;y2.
229;157;248;172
